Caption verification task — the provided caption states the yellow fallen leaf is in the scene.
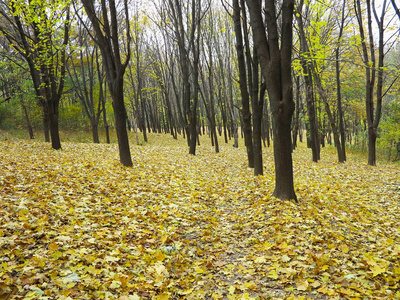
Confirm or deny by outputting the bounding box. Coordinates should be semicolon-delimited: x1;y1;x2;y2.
154;250;166;262
281;254;291;262
254;256;266;264
310;280;321;288
296;279;309;291
340;244;349;253
109;280;121;289
317;285;328;294
243;281;257;290
155;293;169;300
155;263;168;276
49;242;58;252
370;264;387;277
195;267;205;274
228;285;236;295
267;270;279;280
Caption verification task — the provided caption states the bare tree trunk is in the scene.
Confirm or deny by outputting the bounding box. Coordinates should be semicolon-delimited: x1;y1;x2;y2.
251;48;264;176
354;0;385;166
233;0;254;167
82;0;132;166
295;5;320;162
246;0;297;201
20;97;34;139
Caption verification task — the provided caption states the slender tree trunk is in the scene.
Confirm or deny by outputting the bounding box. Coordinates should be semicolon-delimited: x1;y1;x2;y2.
295;7;320;161
336;50;346;162
233;0;254;167
335;0;347;162
292;75;300;151
42;109;50;142
101;82;110;144
252;49;264;176
20;97;34;139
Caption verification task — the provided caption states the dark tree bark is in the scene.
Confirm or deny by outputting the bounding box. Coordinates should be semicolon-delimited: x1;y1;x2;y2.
201;24;219;153
81;0;132;166
99;57;110;144
391;0;400;19
292;75;300;151
251;48;265;176
246;0;297;201
233;0;254;167
295;3;320;162
354;0;385;166
335;0;347;162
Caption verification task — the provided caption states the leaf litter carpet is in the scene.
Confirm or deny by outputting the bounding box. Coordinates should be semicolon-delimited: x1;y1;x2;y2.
0;135;399;299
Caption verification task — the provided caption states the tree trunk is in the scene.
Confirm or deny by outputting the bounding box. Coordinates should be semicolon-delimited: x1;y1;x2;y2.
91;119;100;143
252;80;265;176
233;0;254;167
246;0;297;201
292;76;301;151
101;82;110;144
252;49;264;176
20;97;34;139
335;0;347;162
111;80;132;166
48;100;61;150
42;110;50;142
82;0;132;166
295;7;320;162
336;51;346;162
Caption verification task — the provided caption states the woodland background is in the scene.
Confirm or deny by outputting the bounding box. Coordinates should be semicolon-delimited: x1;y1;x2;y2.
1;0;400;299
0;0;399;165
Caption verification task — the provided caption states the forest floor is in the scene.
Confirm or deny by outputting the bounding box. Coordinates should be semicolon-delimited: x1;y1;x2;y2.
0;131;399;300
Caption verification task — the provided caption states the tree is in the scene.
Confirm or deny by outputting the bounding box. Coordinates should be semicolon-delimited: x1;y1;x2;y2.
0;0;70;149
81;0;133;166
161;0;210;155
246;0;297;201
334;0;348;162
233;0;254;167
354;0;387;166
67;20;104;143
295;1;320;162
